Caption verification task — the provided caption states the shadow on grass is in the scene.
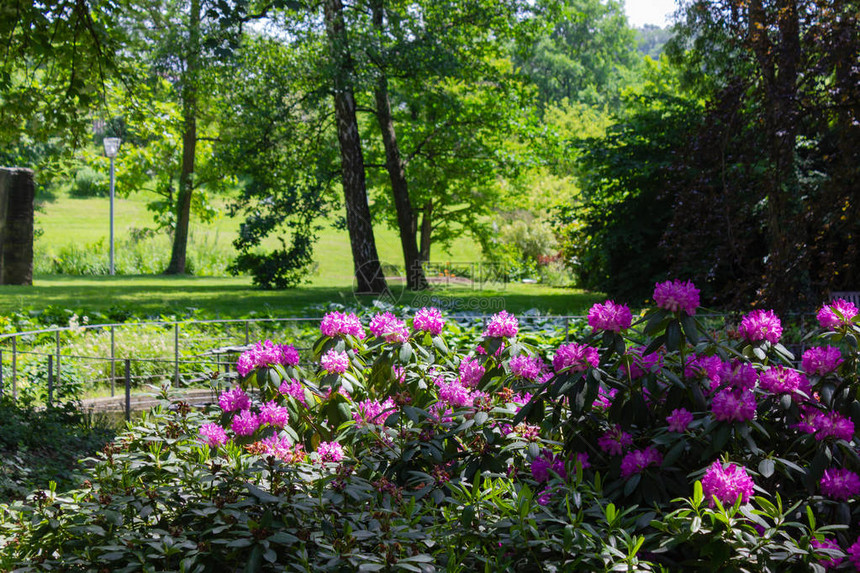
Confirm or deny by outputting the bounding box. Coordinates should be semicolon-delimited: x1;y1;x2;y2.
0;275;605;318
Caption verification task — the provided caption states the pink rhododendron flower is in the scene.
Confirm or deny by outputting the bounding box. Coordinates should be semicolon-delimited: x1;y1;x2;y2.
597;425;633;456
685;355;725;384
622;346;662;379
320;349;349;374
413;307;445;335
279;379;308;407
369;312;410;343
820;468;860;501
817;299;859;330
553;343;599;373
316;441;345;463
231;409;260;436
236;340;295;376
459;356;486;388
810;538;844;569
653;279;700;315
531;450;567;483
588;300;633;332
796;408;855;442
429;403;454;425
436;378;475;408
848;536;860;570
258;400;289;428
739;309;782;344
199;423;228;447
802;346;844;376
666;408;694;433
484;310;519;338
620;446;662;478
353;398;396;425
219;387;251;412
595;387;617;410
701;461;755;506
508;354;544;380
320;311;366;339
722;361;758;391
758;366;810;397
258;435;304;463
711;389;756;422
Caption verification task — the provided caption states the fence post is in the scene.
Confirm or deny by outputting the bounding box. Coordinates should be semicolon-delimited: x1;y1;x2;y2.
244;321;249;345
174;323;180;385
110;326;116;397
125;358;131;422
565;317;570;342
0;349;4;396
47;354;53;406
56;329;61;385
11;336;16;399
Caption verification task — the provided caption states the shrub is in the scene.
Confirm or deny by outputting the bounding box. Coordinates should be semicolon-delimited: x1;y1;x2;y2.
3;292;860;570
69;167;110;198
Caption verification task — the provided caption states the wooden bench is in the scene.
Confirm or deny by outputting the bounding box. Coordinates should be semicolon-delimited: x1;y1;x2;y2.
832;292;860;306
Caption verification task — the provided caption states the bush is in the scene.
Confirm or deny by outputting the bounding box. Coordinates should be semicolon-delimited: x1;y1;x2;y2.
69;167;110;198
3;291;860;570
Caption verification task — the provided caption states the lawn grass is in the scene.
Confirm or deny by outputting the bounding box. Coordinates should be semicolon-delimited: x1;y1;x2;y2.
24;190;601;318
0;275;603;318
35;192;483;283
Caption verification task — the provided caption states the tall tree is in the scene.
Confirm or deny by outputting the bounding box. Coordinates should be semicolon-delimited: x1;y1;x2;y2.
323;0;388;294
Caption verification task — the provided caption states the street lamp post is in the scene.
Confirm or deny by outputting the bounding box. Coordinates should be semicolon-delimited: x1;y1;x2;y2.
103;137;122;276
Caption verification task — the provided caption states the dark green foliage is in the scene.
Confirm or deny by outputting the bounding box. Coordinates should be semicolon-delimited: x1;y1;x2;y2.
69;167;109;198
559;92;703;303
0;397;114;502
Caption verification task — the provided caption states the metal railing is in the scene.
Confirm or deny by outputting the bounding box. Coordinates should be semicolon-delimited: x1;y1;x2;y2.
0;312;817;419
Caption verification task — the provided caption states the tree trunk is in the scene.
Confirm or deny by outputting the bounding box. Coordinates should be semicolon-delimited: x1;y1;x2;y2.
420;201;432;262
324;0;388;294
748;0;806;310
165;0;200;275
0;168;34;285
370;0;428;290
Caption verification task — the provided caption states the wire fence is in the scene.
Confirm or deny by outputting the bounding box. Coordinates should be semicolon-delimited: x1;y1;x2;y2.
0;312;818;419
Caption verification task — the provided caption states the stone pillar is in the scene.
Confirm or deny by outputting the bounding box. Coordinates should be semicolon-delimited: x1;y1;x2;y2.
0;168;35;285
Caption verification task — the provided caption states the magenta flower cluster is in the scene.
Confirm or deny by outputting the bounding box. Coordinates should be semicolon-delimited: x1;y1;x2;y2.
820;468;860;501
218;387;251;412
553;343;599;373
802;346;843;376
531;450;567;483
320;311;366;339
198;423;228;447
236;340;300;376
738;309;782;344
620;447;662;478
508;354;544;381
413;307;445;335
711;389;756;422
231;409;260;436
817;298;859;330
279;378;308;406
653;279;700;315
320;349;349;374
353;398;396;425
701;461;755;507
666;408;693;433
597;425;633;456
587;300;633;332
758;366;809;397
458;356;486;388
258;400;289;428
810;538;843;569
484;310;519;338
316;441;345;463
796;408;855;442
369;312;410;343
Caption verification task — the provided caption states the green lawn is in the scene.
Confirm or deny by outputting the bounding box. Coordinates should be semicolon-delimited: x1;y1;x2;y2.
22;191;600;318
0;275;603;318
35;192;483;284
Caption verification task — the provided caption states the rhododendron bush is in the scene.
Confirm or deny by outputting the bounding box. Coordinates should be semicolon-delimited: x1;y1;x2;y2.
3;291;860;571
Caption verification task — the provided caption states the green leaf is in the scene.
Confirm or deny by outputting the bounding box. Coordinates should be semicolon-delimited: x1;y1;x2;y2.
681;315;699;344
666;320;681;352
758;458;775;478
399;343;413;363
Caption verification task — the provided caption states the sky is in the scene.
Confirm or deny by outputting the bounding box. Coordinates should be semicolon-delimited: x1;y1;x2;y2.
624;0;678;28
